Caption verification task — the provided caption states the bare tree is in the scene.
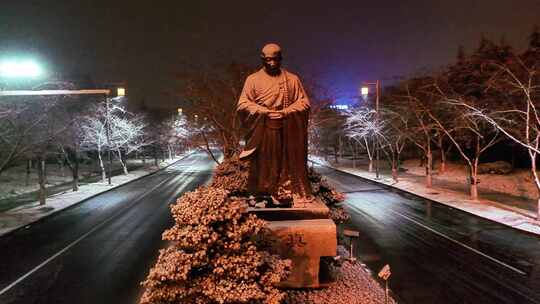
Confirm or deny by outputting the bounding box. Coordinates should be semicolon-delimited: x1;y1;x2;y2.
109;113;149;174
462;57;540;216
397;80;439;188
428;81;502;200
379;109;409;182
175;63;254;161
81;114;108;182
81;99;149;179
344;107;378;172
0;101;46;175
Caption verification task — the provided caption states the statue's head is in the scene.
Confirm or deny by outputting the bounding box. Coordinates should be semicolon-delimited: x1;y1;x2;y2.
260;43;282;76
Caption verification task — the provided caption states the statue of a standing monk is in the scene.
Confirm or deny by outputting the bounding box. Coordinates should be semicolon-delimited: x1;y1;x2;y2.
237;43;312;204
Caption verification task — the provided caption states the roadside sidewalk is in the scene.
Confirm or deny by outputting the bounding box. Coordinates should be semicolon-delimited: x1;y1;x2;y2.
0;154;189;237
310;156;540;236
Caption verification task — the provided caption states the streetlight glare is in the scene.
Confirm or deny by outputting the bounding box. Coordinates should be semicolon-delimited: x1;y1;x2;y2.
361;86;369;96
0;60;43;78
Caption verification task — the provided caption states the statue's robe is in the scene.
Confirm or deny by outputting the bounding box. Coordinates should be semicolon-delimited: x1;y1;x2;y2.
237;68;312;198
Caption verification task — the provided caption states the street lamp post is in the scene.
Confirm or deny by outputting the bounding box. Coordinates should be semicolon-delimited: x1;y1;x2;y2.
105;87;126;185
361;80;381;179
105;93;113;185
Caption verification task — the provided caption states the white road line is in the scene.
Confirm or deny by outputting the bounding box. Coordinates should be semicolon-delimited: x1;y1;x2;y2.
348;203;527;276
0;171;190;296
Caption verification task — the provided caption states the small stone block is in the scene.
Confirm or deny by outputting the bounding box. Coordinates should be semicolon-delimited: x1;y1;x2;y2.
266;219;337;288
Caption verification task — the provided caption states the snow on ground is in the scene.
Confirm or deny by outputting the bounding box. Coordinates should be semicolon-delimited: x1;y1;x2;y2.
401;159;538;201
0;158;153;200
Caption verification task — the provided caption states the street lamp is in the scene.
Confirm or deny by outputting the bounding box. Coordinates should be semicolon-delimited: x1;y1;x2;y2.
360;86;369;98
361;80;381;179
0;60;43;78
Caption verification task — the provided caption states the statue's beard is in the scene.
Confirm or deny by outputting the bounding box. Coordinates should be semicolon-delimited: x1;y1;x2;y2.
264;63;281;76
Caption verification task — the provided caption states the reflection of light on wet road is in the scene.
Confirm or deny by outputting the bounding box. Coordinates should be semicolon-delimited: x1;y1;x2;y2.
0;150;220;303
0;168;194;297
347;198;526;275
312;162;540;303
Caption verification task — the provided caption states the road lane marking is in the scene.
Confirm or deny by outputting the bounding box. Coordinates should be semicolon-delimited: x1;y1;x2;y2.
0;171;191;296
347;203;527;276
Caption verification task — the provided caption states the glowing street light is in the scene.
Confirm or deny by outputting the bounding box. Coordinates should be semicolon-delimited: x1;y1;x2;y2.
0;60;43;78
117;87;126;97
361;86;369;99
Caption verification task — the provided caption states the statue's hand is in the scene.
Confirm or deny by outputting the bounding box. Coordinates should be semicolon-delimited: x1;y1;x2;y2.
268;111;284;120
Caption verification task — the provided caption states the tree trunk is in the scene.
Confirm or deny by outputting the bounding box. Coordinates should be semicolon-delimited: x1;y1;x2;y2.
438;134;446;174
201;131;220;164
351;142;356;169
368;159;373;172
168;144;173;160
529;151;540;220
440;147;447;173
98;152;106;182
537;198;540;221
469;142;481;200
338;136;343;159
72;155;79;192
468;163;479;201
59;159;65;178
470;183;478;201
26;159;31;186
426;147;433;188
37;157;46;205
391;158;398;182
117;149;128;175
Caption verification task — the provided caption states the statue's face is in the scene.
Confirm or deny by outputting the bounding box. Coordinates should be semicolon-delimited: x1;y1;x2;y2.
261;47;282;76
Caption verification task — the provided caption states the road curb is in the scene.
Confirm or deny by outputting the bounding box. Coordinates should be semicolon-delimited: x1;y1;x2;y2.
309;159;540;238
0;151;196;238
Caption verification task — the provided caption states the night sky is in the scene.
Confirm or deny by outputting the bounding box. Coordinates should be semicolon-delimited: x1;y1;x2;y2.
1;0;539;109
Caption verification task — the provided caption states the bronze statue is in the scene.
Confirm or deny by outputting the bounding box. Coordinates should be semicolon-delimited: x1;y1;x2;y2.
237;43;312;204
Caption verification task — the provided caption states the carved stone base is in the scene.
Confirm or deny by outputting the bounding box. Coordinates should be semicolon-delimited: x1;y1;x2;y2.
249;199;337;288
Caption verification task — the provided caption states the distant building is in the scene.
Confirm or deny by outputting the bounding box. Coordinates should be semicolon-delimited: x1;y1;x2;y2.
329;104;350;111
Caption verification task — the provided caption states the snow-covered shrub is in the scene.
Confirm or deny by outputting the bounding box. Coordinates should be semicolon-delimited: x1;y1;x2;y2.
211;156;250;195
140;187;290;304
477;161;513;175
308;168;349;223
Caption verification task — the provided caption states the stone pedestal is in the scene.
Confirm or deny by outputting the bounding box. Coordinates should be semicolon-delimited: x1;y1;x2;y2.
249;199;337;288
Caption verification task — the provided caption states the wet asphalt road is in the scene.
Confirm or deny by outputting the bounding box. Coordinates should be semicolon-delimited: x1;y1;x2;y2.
1;153;539;304
0;151;216;304
314;164;540;304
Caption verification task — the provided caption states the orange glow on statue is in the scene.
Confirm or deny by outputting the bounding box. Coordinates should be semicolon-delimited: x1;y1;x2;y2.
237;43;312;205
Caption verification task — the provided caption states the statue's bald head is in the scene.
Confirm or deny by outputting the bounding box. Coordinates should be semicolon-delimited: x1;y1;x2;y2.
261;43;282;58
260;43;282;76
